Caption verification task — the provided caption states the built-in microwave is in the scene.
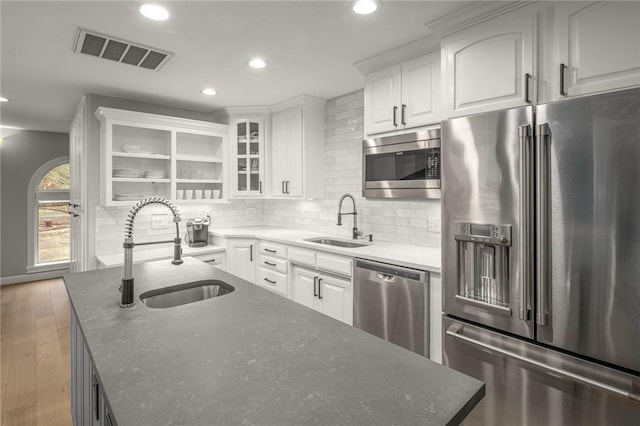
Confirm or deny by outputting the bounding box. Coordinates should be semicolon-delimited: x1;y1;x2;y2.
362;129;441;199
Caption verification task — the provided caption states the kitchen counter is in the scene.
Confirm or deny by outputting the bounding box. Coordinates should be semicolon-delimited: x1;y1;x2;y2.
64;258;483;426
211;226;442;273
96;244;225;268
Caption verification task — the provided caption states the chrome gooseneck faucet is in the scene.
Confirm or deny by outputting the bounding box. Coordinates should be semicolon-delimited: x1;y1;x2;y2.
121;197;183;308
337;193;363;240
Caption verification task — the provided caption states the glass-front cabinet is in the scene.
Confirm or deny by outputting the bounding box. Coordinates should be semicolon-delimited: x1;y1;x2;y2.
95;107;228;206
233;117;264;196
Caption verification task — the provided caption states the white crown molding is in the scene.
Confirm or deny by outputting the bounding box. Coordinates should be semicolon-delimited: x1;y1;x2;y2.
94;106;229;134
270;94;326;114
353;35;440;75
425;1;535;38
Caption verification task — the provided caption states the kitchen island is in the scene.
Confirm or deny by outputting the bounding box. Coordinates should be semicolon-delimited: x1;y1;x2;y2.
64;258;483;426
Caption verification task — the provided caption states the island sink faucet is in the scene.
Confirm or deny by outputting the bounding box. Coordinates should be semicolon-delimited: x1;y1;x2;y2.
121;197;183;307
337;193;363;240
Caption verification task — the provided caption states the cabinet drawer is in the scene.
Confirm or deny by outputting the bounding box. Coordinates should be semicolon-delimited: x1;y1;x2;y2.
317;254;352;277
191;252;224;266
259;255;287;274
288;247;316;267
259;241;287;259
258;268;288;297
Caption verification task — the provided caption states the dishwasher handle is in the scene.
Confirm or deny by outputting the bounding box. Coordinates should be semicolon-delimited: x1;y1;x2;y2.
355;259;427;283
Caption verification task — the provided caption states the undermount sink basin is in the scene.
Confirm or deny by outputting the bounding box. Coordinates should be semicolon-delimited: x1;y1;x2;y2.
304;237;369;248
140;280;234;309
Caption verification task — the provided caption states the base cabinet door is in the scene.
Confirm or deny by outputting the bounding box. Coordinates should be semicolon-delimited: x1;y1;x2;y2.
226;238;256;283
292;266;319;311
556;1;640;98
292;265;352;325
317;274;352;325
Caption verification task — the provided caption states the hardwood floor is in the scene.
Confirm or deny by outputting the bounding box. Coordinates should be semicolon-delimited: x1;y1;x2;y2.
1;278;73;426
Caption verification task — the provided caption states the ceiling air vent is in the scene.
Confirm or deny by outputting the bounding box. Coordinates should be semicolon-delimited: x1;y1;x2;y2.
73;28;173;71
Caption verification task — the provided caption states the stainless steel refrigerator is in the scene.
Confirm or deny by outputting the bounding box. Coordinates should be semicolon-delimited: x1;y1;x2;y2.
441;87;640;425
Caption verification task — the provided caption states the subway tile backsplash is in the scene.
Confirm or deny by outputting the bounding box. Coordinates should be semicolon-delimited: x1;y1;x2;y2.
262;89;441;247
94;89;440;257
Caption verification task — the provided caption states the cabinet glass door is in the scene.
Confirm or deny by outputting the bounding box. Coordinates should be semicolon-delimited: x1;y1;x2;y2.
235;119;263;195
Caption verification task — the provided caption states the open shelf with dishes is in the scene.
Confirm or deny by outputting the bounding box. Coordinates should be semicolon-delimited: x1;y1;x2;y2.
96;107;228;206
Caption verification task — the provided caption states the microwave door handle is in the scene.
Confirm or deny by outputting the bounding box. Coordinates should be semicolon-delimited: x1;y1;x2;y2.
535;123;551;326
518;125;532;321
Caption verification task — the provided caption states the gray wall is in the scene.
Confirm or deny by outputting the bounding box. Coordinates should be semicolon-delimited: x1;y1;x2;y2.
1;131;70;278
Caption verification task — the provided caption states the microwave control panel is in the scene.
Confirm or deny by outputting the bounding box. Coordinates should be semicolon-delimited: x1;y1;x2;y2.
426;148;440;179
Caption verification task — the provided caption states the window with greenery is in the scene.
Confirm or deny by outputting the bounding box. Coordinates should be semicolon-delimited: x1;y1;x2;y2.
36;163;70;264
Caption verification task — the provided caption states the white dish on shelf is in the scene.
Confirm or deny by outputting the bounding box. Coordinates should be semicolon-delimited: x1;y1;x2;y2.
121;144;141;153
143;170;165;179
113;193;145;201
113;168;142;178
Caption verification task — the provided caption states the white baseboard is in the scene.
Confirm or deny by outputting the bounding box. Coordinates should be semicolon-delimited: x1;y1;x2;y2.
0;269;69;285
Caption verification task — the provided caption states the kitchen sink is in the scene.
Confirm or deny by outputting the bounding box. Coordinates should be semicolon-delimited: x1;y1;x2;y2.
140;280;234;309
304;237;369;248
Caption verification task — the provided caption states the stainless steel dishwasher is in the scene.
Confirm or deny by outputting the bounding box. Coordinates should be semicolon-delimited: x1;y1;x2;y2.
353;259;429;357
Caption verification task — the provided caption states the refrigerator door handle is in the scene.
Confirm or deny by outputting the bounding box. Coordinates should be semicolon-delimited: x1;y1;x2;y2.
535;123;550;326
446;323;640;403
518;125;532;321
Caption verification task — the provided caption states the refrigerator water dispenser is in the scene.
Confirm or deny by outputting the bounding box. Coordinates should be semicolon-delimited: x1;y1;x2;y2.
454;223;512;312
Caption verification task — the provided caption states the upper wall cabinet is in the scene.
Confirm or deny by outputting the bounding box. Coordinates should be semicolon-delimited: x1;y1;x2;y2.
95;107;228;206
270;95;325;199
441;6;536;118
232;117;265;197
364;51;441;135
555;1;640;99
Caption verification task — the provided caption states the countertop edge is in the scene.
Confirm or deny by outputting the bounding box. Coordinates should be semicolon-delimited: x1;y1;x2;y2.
210;227;442;274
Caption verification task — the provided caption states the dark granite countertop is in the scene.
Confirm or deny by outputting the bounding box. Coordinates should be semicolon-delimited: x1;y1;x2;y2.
64;258;483;426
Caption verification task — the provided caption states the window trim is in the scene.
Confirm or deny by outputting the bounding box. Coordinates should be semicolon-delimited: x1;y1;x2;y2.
27;156;71;272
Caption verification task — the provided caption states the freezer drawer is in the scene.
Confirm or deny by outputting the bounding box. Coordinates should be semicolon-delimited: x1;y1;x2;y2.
443;317;640;426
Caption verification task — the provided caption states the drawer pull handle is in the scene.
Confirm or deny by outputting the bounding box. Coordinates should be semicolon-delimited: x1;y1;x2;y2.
264;278;277;284
264;261;276;267
265;248;276;253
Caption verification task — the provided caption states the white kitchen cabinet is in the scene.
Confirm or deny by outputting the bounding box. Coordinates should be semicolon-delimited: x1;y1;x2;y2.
555;1;640;98
270;95;325;199
441;6;536;117
291;265;352;325
364;51;440;135
231;117;265;197
71;308;113;426
226;238;257;283
257;241;288;297
95;107;227;206
190;251;226;269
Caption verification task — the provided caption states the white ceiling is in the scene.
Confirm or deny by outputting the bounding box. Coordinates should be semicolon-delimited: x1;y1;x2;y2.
1;1;472;135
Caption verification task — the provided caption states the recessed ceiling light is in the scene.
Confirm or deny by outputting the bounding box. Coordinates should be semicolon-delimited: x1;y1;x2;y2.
201;88;217;96
353;0;378;15
0;97;8;102
249;58;267;69
140;4;169;21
